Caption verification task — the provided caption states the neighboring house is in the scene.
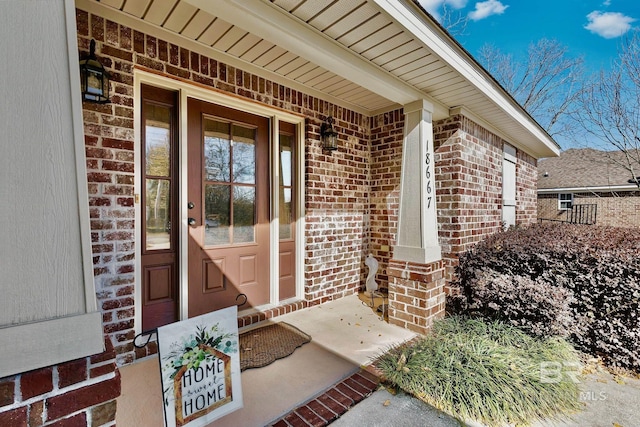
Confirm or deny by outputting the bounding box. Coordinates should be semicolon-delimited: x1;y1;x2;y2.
538;148;640;228
0;0;559;425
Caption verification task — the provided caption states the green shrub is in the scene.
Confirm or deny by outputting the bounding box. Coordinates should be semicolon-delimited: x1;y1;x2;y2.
377;316;582;427
449;223;640;372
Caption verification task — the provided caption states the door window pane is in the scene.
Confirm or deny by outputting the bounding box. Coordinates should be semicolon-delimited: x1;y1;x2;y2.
145;178;170;250
204;119;231;182
279;133;294;240
145;105;171;177
232;125;256;184
233;186;256;243
202;120;257;246
204;184;230;246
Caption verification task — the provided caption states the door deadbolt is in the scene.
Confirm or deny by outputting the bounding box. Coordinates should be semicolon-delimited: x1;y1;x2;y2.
187;201;195;209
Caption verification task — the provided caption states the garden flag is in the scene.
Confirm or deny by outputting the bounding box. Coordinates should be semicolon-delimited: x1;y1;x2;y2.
157;305;243;427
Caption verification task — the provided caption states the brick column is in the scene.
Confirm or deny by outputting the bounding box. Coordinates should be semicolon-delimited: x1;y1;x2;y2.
387;259;446;335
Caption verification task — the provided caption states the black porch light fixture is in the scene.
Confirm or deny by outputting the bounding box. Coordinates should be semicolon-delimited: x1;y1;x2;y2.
320;116;338;151
79;39;110;103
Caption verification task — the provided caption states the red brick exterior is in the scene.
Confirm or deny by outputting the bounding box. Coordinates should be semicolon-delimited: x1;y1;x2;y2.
1;8;543;426
538;191;640;228
0;339;118;427
434;115;538;285
74;9;375;368
75;10;540;355
369;110;404;289
387;260;447;334
517;150;538;225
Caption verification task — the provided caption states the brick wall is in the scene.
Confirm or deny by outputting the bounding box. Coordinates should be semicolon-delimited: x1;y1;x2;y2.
363;110;540;294
517;150;538;225
1;7;545;427
434;115;537;284
538;192;640;228
0;339;119;427
76;9;373;366
304;112;372;304
368;111;538;332
368;110;404;289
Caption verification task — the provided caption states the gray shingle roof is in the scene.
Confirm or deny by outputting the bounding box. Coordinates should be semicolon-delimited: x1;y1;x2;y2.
537;148;640;189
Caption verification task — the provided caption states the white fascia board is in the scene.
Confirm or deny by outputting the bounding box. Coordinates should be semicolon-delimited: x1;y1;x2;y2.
538;185;639;194
373;0;559;157
185;0;448;118
451;107;560;159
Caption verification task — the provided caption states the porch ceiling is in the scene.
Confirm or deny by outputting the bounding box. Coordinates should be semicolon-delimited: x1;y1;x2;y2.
80;0;559;158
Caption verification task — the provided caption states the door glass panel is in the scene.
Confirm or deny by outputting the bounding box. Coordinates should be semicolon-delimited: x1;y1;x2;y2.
232;124;256;184
202;119;257;246
204;184;230;246
145;105;171;177
203;117;256;246
204;119;231;182
233;186;256;243
145;178;171;250
144;101;174;253
279;133;294;240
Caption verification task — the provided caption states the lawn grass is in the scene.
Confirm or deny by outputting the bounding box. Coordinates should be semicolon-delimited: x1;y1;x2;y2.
376;316;583;426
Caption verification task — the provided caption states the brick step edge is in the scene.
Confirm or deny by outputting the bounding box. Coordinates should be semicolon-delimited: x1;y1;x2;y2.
269;368;381;427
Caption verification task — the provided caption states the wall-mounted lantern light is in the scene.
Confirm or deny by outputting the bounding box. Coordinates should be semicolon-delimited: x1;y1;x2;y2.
79;39;110;103
320;116;338;151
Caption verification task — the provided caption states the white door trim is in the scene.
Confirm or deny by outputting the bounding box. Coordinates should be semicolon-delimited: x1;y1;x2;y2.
133;69;305;336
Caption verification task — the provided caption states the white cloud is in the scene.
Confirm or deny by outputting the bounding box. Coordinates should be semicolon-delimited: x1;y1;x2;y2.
602;0;612;6
417;0;468;20
585;11;636;38
468;0;509;21
446;0;468;7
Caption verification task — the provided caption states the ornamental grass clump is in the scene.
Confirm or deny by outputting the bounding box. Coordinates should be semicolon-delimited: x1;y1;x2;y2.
377;316;582;427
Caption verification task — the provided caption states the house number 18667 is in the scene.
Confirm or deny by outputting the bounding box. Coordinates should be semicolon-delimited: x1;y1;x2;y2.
425;153;432;209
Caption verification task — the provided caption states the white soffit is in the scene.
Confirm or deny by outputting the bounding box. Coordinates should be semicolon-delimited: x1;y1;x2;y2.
184;0;450;117
80;0;559;157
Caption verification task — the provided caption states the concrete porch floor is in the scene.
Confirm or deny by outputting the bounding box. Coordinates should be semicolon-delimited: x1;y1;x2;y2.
116;294;417;426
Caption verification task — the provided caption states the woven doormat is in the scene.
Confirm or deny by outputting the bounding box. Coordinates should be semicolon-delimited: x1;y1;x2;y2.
239;322;311;371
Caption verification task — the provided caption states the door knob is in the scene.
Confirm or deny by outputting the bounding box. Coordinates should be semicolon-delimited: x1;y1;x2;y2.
188;201;195;209
188;217;197;226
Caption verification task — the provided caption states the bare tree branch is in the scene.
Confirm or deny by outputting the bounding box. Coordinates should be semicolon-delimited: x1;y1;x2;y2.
439;3;468;37
574;30;640;187
477;39;584;141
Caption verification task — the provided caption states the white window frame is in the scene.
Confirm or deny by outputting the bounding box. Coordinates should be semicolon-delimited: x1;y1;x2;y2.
558;193;573;210
502;144;517;228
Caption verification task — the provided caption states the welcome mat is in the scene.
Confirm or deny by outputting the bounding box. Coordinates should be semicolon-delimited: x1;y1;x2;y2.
239;322;311;371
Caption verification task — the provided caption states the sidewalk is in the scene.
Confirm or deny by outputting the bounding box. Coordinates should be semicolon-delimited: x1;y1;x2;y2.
274;370;640;427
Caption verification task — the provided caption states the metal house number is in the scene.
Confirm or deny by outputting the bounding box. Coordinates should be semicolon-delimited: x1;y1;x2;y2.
425;152;433;209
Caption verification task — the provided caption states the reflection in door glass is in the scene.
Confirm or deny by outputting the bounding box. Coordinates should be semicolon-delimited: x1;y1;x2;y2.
202;118;258;246
279;133;294;240
232;125;256;184
233;186;256;243
204;184;230;246
145;106;171;177
204;119;231;182
145;178;171;250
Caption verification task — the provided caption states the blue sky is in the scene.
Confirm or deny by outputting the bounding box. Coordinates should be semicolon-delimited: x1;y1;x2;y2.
418;0;639;73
